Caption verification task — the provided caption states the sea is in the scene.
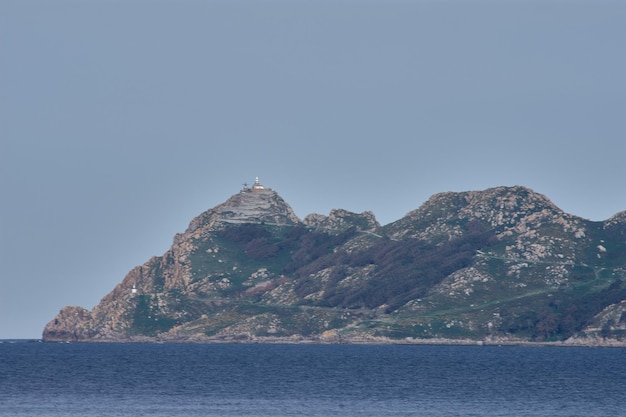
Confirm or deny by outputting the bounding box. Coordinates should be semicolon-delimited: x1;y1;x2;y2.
1;341;625;417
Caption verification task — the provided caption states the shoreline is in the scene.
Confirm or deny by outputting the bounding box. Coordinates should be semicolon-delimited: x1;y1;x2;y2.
36;334;626;348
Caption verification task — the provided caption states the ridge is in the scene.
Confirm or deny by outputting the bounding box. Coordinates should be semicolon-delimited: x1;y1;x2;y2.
42;183;626;346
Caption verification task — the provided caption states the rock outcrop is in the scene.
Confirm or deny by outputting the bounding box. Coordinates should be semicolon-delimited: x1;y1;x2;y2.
303;209;379;233
42;306;92;341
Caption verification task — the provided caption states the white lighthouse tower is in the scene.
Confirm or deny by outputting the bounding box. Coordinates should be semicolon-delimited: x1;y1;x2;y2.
252;177;265;190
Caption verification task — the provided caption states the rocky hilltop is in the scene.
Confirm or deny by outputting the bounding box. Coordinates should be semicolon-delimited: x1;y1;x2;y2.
44;180;626;346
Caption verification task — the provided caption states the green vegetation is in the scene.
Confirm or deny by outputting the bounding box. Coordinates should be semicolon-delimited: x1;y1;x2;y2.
497;278;626;341
131;295;177;336
294;219;496;313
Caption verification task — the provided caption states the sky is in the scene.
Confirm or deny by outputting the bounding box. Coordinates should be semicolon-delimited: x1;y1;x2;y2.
1;0;625;339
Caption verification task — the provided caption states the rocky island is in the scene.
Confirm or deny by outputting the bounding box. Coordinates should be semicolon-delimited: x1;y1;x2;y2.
44;179;626;346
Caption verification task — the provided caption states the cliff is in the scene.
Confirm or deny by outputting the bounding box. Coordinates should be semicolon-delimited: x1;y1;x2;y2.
43;181;626;345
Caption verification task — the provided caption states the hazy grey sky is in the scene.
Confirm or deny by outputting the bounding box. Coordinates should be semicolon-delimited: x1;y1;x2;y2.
2;0;625;339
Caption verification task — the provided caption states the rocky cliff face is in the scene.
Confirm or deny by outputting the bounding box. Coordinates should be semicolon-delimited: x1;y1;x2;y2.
43;183;626;345
303;209;379;232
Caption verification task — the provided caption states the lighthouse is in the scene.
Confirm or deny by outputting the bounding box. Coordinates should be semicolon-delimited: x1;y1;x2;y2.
252;177;265;190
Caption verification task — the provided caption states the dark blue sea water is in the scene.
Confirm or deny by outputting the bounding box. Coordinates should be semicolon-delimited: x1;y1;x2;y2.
1;341;625;417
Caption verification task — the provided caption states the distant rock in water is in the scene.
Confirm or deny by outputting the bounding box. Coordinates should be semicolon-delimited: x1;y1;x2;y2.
43;181;626;346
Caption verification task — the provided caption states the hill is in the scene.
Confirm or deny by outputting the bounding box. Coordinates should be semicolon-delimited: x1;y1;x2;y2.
43;180;626;345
